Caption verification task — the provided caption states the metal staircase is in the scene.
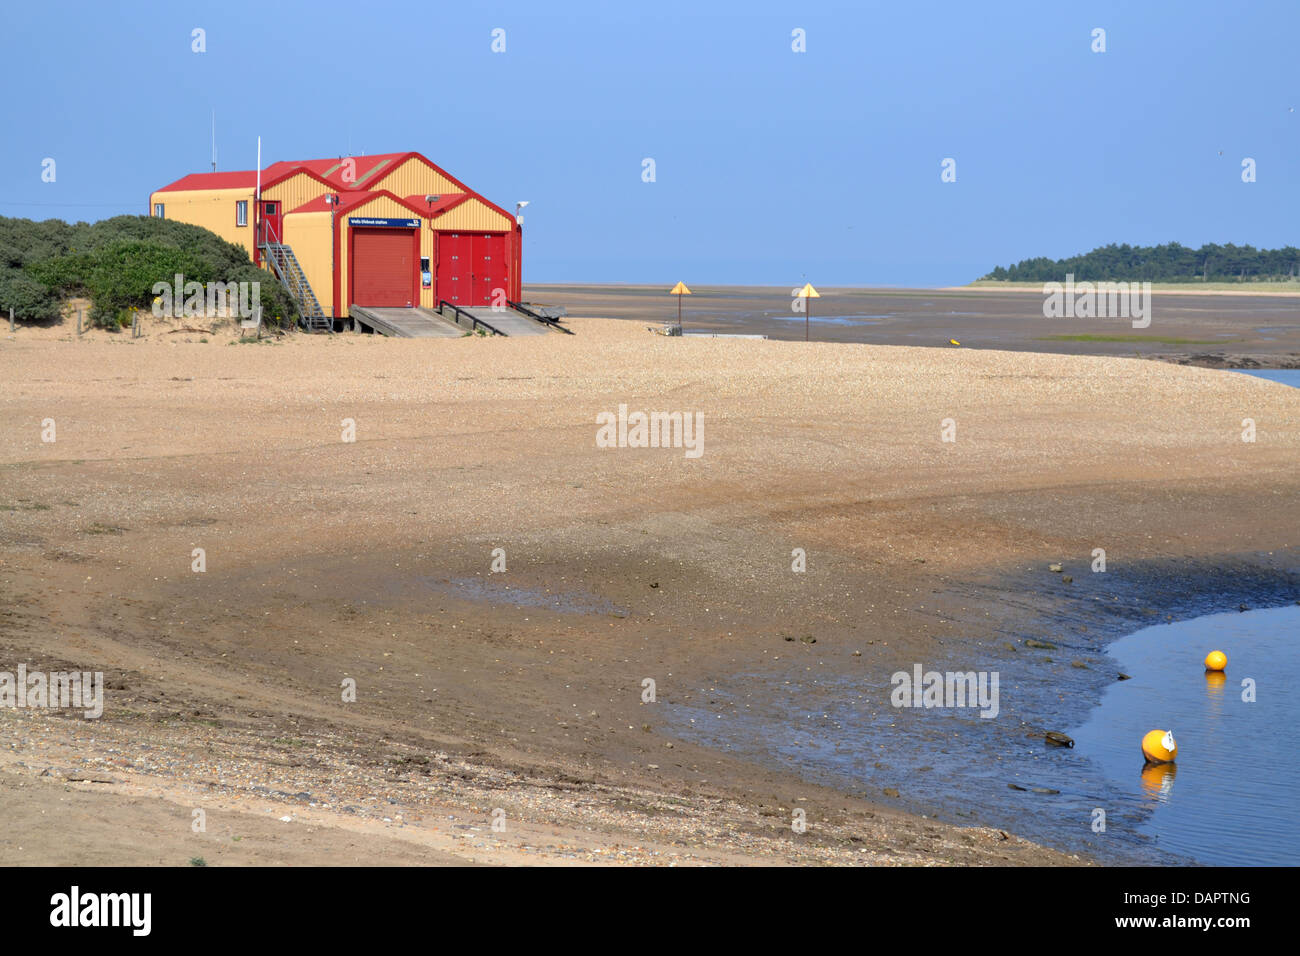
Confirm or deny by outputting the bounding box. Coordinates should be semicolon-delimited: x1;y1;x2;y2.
259;230;331;332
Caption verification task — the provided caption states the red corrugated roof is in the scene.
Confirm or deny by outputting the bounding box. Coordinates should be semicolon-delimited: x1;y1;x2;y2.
154;153;515;224
286;189;429;218
259;160;304;180
403;193;468;216
287;191;381;214
263;153;414;190
155;170;258;193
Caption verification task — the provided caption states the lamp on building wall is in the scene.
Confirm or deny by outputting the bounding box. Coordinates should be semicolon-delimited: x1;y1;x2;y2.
515;201;529;226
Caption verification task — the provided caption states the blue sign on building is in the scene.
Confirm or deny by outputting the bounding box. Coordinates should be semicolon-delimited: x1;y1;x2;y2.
348;217;421;228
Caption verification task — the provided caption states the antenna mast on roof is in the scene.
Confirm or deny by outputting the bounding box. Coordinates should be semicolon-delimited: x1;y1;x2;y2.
210;112;217;172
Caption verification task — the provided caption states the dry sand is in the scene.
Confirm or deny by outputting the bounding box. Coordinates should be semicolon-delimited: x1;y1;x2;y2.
2;314;1298;865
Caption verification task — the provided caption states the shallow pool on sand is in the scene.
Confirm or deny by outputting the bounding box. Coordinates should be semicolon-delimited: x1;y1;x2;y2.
1071;605;1300;866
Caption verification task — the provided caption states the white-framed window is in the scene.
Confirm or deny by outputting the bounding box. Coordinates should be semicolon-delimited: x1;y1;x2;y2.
153;203;165;218
236;200;248;226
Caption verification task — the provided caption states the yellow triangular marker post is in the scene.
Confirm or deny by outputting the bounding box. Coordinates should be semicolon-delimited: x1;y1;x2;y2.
795;283;820;341
669;281;692;331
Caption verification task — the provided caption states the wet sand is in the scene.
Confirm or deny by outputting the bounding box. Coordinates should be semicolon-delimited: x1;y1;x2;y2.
2;315;1298;865
526;284;1300;366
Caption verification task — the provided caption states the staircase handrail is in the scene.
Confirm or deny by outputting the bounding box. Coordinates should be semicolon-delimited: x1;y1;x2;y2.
507;300;573;334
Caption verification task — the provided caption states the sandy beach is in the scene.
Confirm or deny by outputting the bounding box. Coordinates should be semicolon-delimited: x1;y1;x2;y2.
2;313;1298;866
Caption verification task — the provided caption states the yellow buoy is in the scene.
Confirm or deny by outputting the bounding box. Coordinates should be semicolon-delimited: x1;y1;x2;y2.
1141;729;1177;764
1204;650;1227;672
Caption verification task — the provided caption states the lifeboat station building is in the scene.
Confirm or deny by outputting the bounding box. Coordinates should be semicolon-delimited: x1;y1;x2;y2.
148;152;553;336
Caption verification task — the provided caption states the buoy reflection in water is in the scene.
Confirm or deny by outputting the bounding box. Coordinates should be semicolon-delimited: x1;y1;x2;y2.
1140;761;1178;800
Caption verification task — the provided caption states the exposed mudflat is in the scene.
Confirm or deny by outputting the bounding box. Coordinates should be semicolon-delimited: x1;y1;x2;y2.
528;283;1300;367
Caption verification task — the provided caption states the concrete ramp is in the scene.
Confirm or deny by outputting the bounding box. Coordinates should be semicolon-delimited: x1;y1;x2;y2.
351;306;463;338
455;306;553;336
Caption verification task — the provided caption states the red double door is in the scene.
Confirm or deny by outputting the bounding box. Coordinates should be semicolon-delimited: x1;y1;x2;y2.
435;232;508;306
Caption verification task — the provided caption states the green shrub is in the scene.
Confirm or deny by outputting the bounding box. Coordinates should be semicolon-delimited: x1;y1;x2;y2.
0;217;77;270
26;251;92;295
0;268;61;319
82;240;209;326
1;214;300;328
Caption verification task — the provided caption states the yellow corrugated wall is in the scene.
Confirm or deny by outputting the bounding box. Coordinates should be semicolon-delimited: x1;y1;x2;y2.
338;195;426;316
262;171;330;214
432;197;512;231
368;156;459;200
149;187;256;259
281;211;334;317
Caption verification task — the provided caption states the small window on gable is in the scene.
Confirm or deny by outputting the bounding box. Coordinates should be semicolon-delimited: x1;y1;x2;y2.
236;200;248;226
154;203;165;219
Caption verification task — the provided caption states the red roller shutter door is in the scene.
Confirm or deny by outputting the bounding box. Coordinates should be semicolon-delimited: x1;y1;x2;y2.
351;228;416;307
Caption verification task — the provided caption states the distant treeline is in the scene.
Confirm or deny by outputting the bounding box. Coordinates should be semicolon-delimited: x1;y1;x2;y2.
983;242;1300;283
0;215;297;328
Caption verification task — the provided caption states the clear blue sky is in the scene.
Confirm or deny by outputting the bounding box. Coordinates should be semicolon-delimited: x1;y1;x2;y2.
3;0;1296;286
